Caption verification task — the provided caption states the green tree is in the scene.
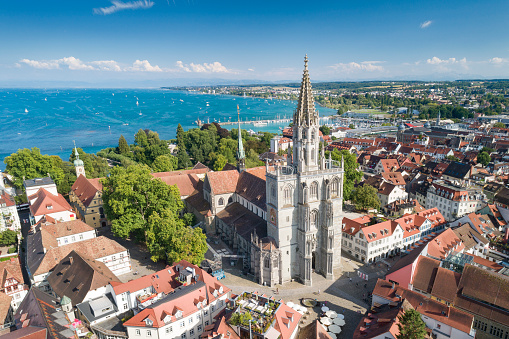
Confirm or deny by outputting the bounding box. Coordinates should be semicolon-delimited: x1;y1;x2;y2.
151;155;178;172
245;149;264;168
327;149;362;200
176;124;191;169
351;185;381;211
477;151;491;166
493;122;506;128
446;155;460;162
0;230;18;246
4;148;65;192
212;154;228;171
134;129;149;148
118;135;130;155
396;309;427;339
102;164;183;241
69;148;109;178
348;123;355;129
146;210;207;264
319;125;331;136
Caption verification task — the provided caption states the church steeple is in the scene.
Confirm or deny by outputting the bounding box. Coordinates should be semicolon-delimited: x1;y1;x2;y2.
73;141;86;178
291;56;320;173
236;105;246;172
294;55;318;127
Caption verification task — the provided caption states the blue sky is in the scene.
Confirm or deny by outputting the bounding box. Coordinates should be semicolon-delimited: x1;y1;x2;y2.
1;0;508;85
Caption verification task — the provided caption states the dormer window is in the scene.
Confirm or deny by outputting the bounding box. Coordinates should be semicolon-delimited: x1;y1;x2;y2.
219;286;223;294
175;310;183;319
145;318;153;326
164;315;172;324
46;205;53;210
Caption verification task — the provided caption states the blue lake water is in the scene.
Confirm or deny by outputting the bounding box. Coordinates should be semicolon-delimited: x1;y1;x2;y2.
0;88;337;168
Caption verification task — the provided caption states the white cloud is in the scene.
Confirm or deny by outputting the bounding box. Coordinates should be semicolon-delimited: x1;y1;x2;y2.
248;68;255;72
420;20;433;29
329;61;384;73
176;61;231;73
128;60;163;72
490;57;507;65
90;60;122;71
59;57;95;70
426;56;467;65
20;58;60;69
93;0;154;15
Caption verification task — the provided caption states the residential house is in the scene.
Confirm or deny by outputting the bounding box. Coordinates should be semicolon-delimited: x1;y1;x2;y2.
28;188;75;223
0;191;21;232
0;258;29;312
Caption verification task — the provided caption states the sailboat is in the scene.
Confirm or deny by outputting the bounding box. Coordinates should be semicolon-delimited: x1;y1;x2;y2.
25;108;28;113
136;100;139;106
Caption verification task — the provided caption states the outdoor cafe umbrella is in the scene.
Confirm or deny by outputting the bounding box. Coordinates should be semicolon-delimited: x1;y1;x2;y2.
329;325;342;334
320;317;332;326
336;313;345;320
287;302;295;308
327;333;337;339
333;318;346;326
325;310;337;319
321;306;330;312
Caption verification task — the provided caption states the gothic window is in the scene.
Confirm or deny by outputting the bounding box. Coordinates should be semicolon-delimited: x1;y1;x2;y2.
311;130;315;139
310;210;318;229
311;149;315;163
271;184;276;198
284;186;293;205
218;198;224;206
228;197;233;204
264;257;270;268
331;177;339;197
310;181;318;200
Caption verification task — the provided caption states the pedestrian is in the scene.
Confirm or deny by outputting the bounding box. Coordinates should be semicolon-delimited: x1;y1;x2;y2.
349;277;352;282
318;289;320;295
277;287;279;293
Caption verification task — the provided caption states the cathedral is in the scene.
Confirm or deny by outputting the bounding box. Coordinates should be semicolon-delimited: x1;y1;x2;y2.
251;56;345;286
192;56;345;286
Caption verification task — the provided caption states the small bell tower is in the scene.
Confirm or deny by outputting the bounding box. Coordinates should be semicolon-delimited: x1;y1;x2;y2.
73;141;86;178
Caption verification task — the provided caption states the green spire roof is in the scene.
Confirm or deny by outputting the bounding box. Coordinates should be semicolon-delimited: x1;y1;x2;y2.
73;143;84;167
61;295;72;306
237;105;245;160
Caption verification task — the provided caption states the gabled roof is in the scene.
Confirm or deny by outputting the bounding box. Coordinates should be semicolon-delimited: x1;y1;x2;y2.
29;188;73;218
0;292;12;326
411;256;440;293
373;279;474;335
14;287;71;339
39;219;94;240
123;261;230;329
273;302;302;339
47;250;120;305
0;258;24;287
111;266;178;295
381;172;406;186
442;162;471;179
157;173;200;197
235;170;266;210
0;191;16;207
425;228;463;260
205;171;239;195
70;175;103;208
27;233;126;277
216;203;266;241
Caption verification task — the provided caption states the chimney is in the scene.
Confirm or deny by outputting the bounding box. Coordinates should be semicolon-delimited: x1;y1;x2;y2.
43;248;47;254
392;282;395;290
69;256;73;265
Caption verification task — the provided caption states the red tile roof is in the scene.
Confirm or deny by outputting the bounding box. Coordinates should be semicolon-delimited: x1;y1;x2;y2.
426;228;464;260
157;173;200;197
372;279;474;335
29;188;73;218
206;171;240;194
71;175;103;208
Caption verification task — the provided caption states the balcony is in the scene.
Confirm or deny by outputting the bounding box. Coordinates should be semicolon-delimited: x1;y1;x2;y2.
227;292;280;335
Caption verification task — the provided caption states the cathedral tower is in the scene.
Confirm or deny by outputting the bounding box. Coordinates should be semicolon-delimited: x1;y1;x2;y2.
264;56;344;286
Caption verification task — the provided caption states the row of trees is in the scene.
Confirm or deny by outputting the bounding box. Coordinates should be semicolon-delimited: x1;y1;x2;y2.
4;147;109;200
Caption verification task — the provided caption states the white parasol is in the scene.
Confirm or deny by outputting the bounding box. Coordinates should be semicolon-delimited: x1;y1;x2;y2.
328;325;342;334
321;306;330;312
336;313;345;320
325;310;337;319
333;318;345;326
320;317;332;326
327;333;337;339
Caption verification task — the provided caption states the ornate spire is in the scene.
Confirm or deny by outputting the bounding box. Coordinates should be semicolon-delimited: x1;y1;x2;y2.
236;105;246;172
293;55;318;127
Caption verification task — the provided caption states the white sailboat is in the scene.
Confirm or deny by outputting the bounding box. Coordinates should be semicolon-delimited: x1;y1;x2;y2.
25;108;28;113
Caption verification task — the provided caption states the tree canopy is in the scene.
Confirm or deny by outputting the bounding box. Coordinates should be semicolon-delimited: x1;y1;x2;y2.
0;230;18;246
327;149;362;200
4;148;66;193
151;154;178;173
351;185;381;211
493;122;506;128
396;309;427;339
101;164;206;264
477;151;491;167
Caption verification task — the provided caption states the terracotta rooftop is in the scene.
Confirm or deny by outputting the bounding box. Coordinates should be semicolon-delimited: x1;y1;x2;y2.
29;188;73;218
205;170;240;195
70;175;103;208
